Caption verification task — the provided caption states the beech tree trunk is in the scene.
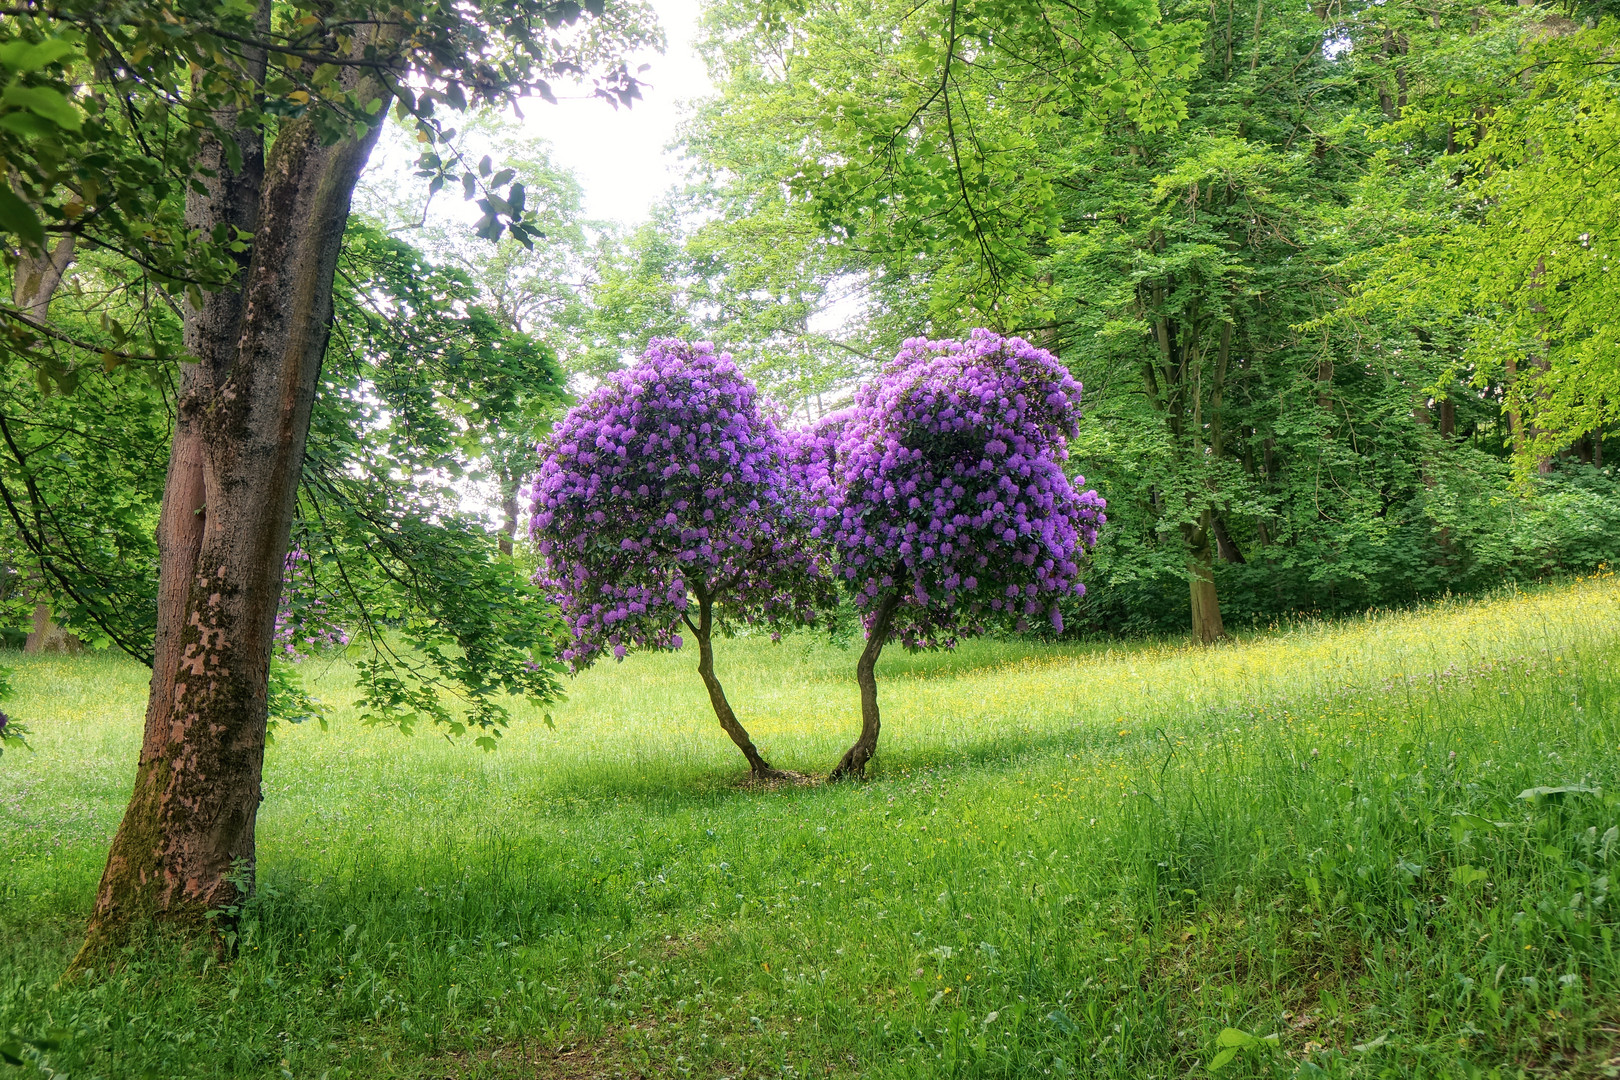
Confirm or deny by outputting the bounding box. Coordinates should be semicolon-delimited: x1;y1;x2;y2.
829;589;902;781
74;16;395;963
1183;514;1225;644
684;590;780;778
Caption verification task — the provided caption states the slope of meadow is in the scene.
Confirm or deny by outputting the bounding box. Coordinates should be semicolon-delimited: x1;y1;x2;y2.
2;577;1618;1078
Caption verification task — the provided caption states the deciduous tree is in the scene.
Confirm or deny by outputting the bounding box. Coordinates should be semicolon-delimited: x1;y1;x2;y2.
0;0;655;959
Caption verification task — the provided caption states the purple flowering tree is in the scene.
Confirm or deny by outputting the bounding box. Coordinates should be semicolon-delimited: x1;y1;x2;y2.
794;330;1106;780
529;339;835;778
275;548;350;659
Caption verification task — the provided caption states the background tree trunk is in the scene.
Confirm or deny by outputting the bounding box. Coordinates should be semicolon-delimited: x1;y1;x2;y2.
14;220;81;655
685;590;780;778
498;469;520;558
829;589;902;781
1184;515;1226;643
24;601;81;654
75;20;394;963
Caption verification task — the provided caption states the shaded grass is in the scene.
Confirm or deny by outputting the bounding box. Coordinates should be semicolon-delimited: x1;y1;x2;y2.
1;577;1619;1077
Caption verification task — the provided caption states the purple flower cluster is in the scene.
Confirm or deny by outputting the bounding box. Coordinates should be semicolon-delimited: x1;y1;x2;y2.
275;548;350;659
529;339;833;669
791;329;1105;648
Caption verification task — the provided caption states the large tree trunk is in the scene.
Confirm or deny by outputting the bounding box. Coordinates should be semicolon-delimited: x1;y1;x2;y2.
684;591;781;778
74;18;394;964
829;589;902;781
1183;515;1225;644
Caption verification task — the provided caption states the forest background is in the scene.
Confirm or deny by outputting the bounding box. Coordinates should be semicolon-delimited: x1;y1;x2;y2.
4;0;1620;662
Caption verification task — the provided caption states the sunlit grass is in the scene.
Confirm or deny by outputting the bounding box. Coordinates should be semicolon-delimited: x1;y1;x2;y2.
2;574;1618;1078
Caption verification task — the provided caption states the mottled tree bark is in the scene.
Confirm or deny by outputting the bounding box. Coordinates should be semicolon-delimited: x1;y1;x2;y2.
829;589;902;781
74;15;395;964
683;589;780;778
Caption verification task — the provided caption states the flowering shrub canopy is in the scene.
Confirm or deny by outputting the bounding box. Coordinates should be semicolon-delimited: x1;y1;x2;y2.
792;329;1105;648
529;339;833;668
275;548;350;659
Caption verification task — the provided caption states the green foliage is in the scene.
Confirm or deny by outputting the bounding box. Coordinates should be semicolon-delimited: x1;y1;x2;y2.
2;581;1617;1075
1;212;574;740
0;338;170;658
297;218;573;740
266;655;327;741
668;0;1620;636
1349;14;1620;469
0;662;23;759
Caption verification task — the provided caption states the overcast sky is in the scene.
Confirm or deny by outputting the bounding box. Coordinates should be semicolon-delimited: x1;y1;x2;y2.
518;0;712;223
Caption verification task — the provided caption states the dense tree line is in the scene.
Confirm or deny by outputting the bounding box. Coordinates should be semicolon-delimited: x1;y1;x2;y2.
589;0;1620;639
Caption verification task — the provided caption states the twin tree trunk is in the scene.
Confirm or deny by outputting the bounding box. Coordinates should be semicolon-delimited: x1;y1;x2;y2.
683;590;781;779
75;22;394;962
829;589;902;781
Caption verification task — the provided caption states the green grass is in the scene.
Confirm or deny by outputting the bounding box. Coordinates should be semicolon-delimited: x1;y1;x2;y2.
3;576;1620;1079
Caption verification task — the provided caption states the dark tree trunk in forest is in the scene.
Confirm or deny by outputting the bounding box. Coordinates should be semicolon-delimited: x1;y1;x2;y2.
829;589;902;781
1183;514;1225;644
74;15;395;964
683;590;781;778
1316;358;1333;410
1211;514;1245;564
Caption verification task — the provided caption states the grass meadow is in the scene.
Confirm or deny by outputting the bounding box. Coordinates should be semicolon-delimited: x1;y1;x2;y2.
3;576;1620;1078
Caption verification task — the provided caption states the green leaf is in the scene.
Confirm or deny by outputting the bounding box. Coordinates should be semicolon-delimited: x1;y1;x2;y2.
2;82;81;129
1450;811;1506;834
1207;1047;1238;1071
1519;784;1601;803
0;36;78;73
0;185;45;247
1217;1027;1256;1048
0;109;53;137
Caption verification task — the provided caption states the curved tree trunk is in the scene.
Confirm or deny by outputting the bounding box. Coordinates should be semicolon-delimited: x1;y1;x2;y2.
73;14;396;966
828;589;902;781
685;591;780;778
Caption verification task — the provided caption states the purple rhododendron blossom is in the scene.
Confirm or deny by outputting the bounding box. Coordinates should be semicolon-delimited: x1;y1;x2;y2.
789;329;1105;649
275;548;350;659
529;338;834;670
